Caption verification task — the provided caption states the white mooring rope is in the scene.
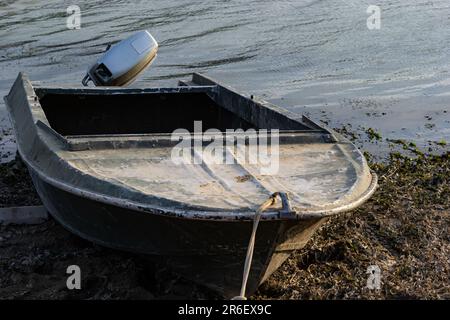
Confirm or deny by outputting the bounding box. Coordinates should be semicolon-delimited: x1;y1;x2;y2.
232;192;284;300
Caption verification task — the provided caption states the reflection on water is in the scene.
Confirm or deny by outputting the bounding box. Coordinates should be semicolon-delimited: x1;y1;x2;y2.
0;0;449;160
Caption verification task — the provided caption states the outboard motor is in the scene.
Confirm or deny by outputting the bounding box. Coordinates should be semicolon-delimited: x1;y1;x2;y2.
82;30;158;87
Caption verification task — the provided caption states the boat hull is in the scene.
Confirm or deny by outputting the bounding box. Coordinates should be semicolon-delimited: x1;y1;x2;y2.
28;166;325;298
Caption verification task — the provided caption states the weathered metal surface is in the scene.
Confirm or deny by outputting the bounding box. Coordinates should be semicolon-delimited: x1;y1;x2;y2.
61;142;374;214
4;72;377;298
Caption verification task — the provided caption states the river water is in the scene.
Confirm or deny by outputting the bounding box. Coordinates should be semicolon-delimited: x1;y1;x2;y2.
1;0;449;161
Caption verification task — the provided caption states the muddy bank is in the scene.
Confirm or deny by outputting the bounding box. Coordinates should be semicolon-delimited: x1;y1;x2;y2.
0;154;40;208
0;150;448;299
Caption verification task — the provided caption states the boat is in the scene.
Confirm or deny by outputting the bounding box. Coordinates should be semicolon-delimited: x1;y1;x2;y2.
4;72;377;298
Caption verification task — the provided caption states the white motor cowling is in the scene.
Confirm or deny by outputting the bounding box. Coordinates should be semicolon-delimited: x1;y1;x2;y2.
82;30;158;87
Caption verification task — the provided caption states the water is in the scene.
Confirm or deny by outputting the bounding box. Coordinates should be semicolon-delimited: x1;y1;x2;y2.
1;0;449;161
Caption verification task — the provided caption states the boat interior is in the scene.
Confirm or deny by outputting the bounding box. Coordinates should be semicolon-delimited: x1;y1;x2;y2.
38;90;255;136
32;81;335;152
